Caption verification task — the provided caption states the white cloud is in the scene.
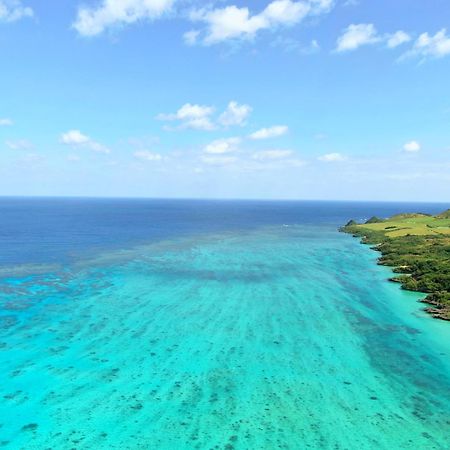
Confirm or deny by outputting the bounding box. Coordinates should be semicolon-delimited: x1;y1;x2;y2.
183;29;200;46
0;0;33;23
404;29;450;60
204;137;240;154
67;154;81;162
302;38;320;54
403;140;420;152
5;139;32;150
157;101;252;130
61;130;90;145
336;23;380;52
157;103;215;130
272;37;320;54
19;153;43;164
252;149;293;160
318;152;347;162
249;125;288;140
218;101;252;127
336;24;411;53
387;30;411;49
189;0;334;45
201;155;237;166
0;118;13;126
73;0;174;37
134;150;163;161
60;130;111;154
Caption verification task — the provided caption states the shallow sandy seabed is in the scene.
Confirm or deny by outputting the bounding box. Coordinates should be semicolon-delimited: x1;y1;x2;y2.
1;225;450;449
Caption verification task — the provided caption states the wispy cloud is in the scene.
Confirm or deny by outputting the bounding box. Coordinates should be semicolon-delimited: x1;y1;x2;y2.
336;24;381;52
157;101;251;131
5;139;33;150
336;23;411;52
73;0;174;37
318;152;347;162
201;155;238;166
187;0;334;46
0;0;33;23
218;101;252;127
402;29;450;61
387;31;411;49
157;103;216;131
0;118;13;126
249;125;288;140
60;130;111;154
204;137;241;154
252;149;293;160
134;150;163;161
403;140;421;152
272;37;320;54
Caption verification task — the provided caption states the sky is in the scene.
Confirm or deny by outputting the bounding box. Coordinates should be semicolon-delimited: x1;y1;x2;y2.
1;0;450;201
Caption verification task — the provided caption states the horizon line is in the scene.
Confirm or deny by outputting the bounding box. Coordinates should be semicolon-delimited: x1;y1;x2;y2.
0;195;448;205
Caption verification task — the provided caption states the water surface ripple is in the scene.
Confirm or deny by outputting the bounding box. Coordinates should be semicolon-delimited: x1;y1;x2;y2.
0;200;450;449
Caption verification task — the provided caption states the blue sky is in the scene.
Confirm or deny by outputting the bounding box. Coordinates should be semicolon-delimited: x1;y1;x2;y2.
1;0;450;201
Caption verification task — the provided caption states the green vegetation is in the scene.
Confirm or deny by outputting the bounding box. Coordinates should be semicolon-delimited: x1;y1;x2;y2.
365;216;384;224
341;209;450;321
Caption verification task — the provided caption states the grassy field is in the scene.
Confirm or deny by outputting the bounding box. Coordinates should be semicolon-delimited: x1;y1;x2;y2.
341;210;450;321
357;214;450;238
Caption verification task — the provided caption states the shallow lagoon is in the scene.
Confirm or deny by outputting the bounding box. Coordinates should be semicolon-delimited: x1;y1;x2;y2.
1;200;450;449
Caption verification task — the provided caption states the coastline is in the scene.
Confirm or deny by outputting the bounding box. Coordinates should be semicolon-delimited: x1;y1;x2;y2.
340;210;450;321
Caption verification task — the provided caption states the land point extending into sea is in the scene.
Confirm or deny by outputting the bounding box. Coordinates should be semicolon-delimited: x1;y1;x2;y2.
341;209;450;321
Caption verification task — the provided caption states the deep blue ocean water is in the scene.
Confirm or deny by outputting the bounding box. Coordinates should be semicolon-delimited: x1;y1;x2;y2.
0;198;449;449
0;197;447;267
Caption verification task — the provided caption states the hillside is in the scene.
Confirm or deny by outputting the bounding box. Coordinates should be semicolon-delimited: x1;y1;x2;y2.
341;210;450;321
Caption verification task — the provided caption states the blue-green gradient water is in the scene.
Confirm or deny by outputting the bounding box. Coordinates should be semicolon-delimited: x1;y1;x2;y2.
1;199;450;449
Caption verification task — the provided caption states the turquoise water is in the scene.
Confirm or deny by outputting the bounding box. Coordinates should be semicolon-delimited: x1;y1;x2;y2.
1;222;450;448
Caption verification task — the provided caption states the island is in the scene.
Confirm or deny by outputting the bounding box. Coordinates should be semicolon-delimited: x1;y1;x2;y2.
340;209;450;321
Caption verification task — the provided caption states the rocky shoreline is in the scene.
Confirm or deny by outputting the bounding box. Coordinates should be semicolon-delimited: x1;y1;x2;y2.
340;211;450;322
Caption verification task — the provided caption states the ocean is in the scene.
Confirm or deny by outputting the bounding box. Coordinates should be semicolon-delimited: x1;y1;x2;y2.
1;198;449;449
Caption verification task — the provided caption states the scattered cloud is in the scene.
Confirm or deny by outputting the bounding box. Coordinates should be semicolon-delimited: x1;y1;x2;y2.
252;149;293;160
73;0;174;36
0;118;13;126
218;101;252;127
403;140;421;152
20;153;43;164
201;155;238;166
272;37;320;54
204;137;240;154
183;29;200;46
387;30;411;49
61;129;90;145
60;130;111;154
318;152;347;162
67;154;81;162
5;139;33;150
157;103;215;130
336;24;381;52
301;39;320;54
157;101;252;130
250;152;306;170
343;0;359;6
188;0;334;45
134;150;163;161
0;0;33;23
336;24;410;52
249;125;288;140
402;29;450;60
